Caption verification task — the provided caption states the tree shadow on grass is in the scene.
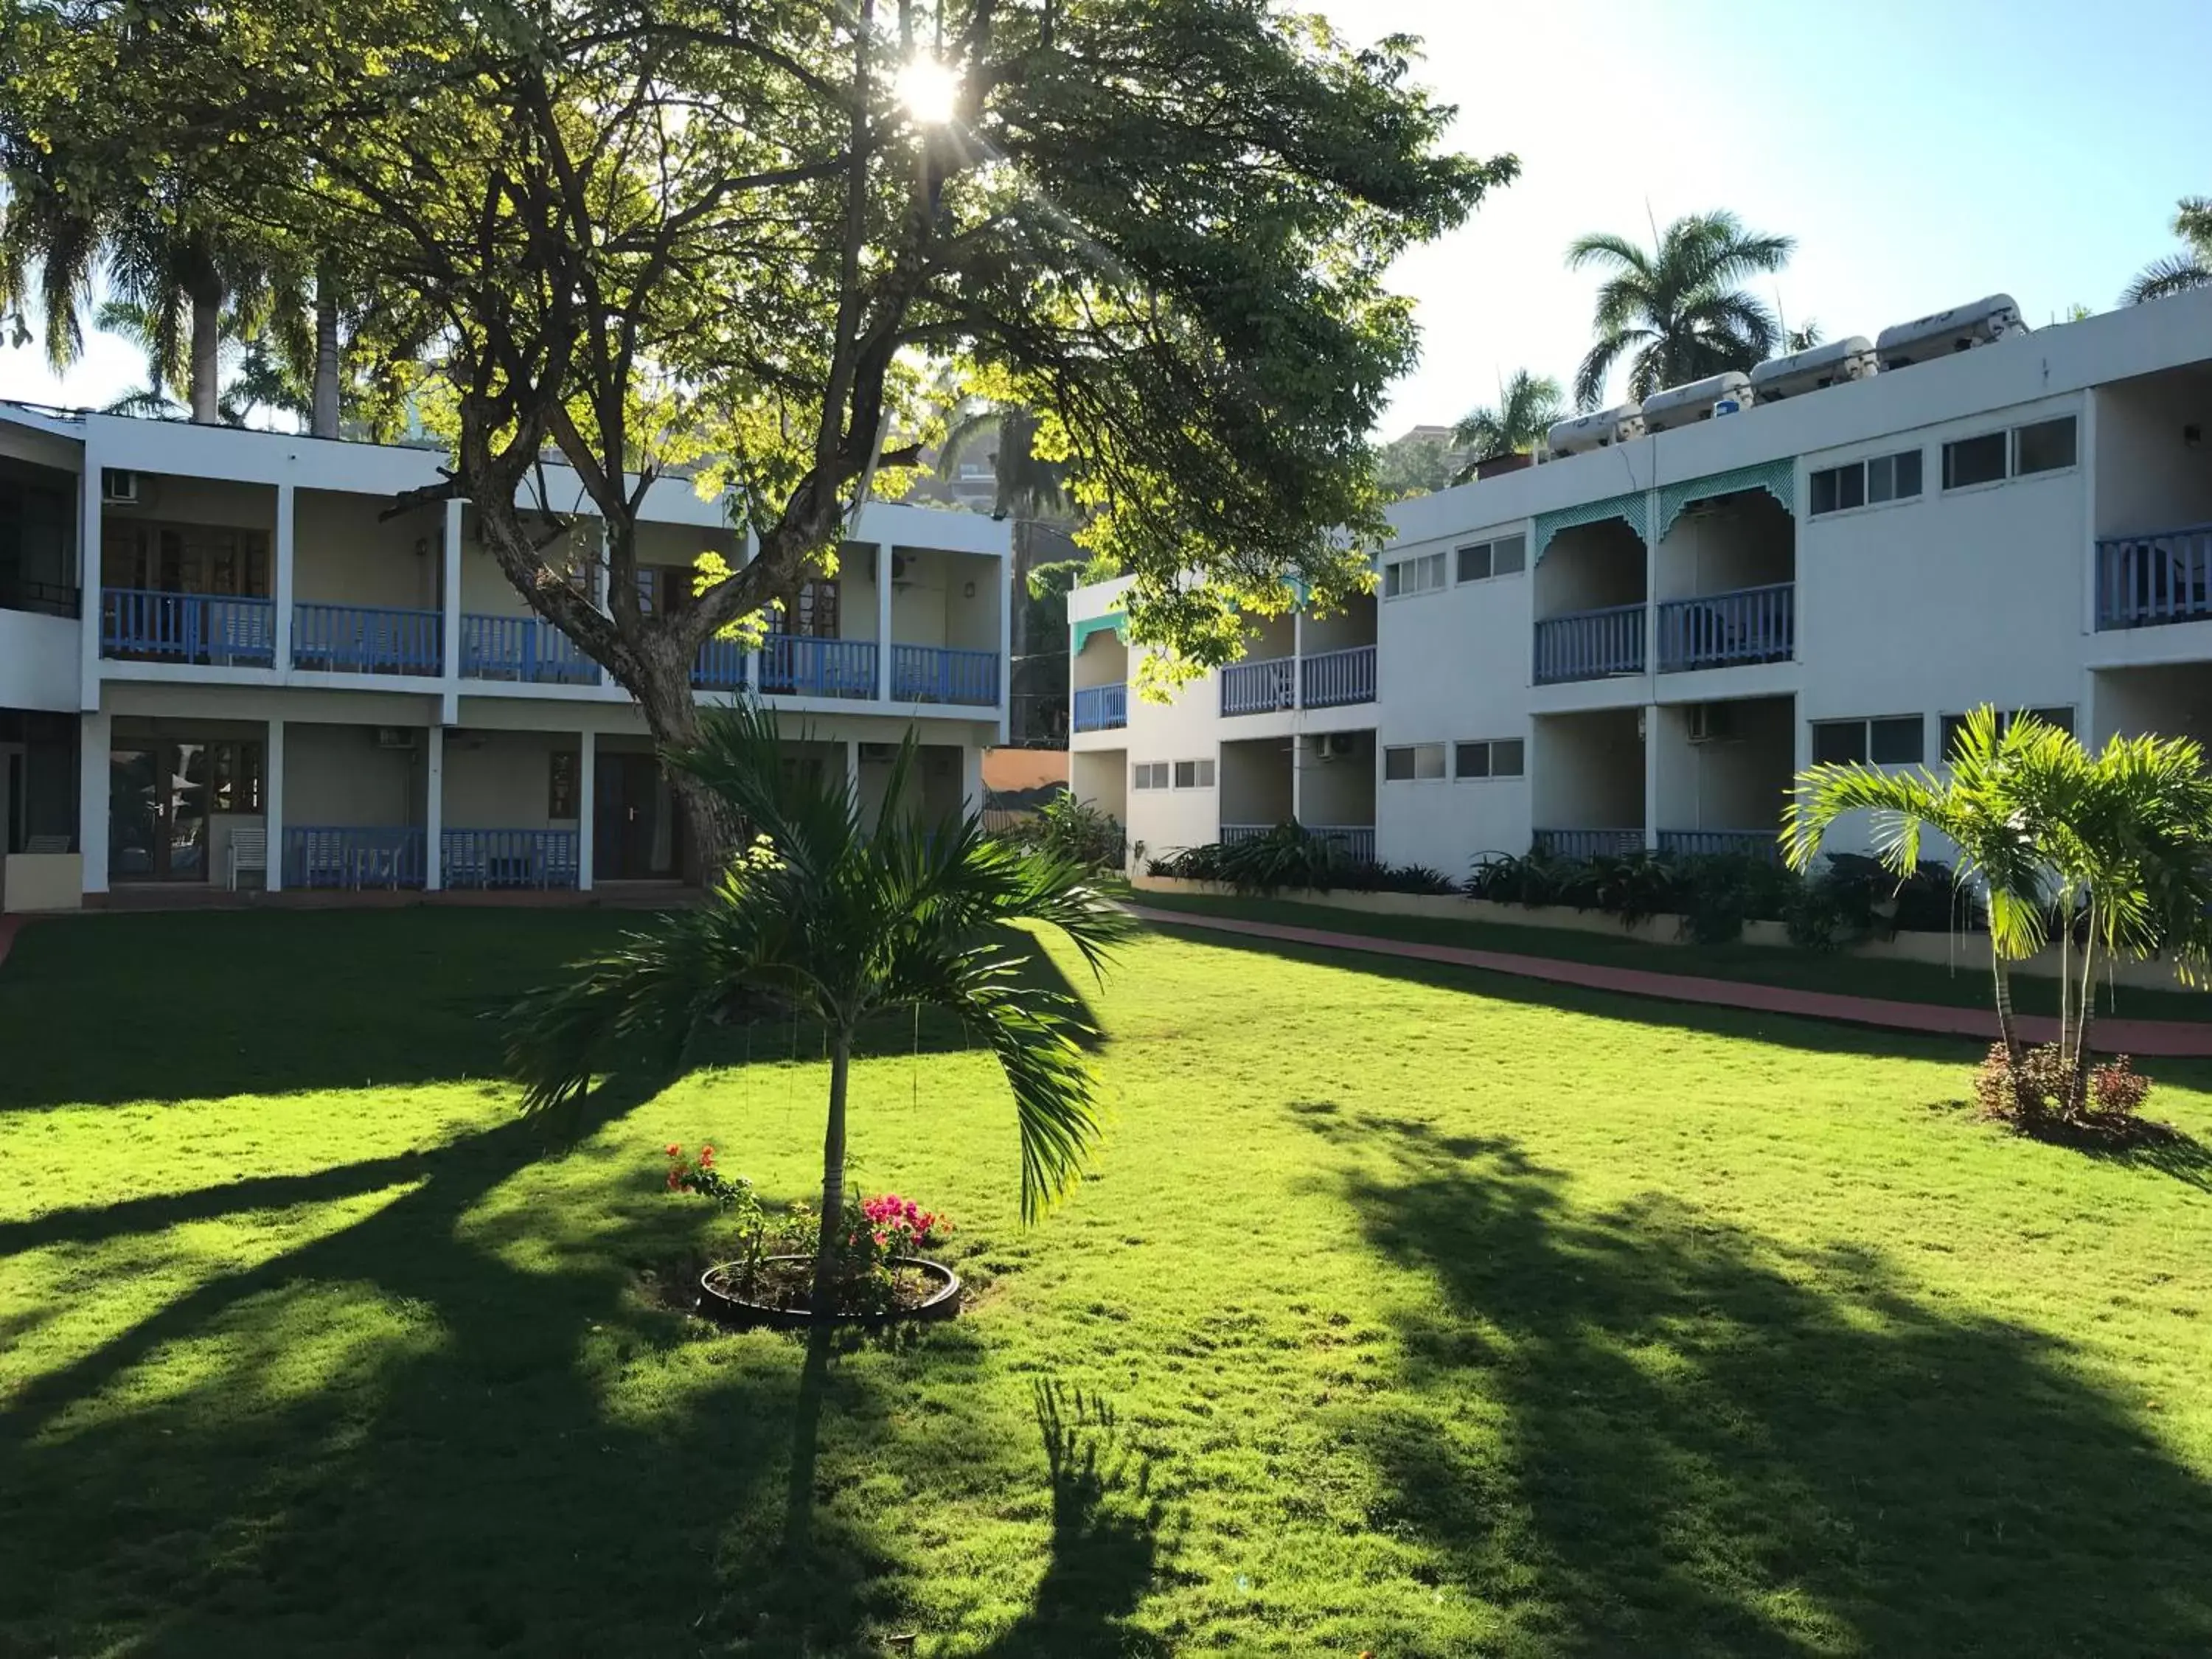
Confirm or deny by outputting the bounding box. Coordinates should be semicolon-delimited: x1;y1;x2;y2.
1302;1108;2212;1657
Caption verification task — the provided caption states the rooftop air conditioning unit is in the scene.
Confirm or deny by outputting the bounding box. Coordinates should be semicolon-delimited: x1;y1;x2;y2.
1546;403;1646;458
1749;337;1878;403
1875;294;2026;371
100;467;139;505
372;726;420;750
1686;703;1736;744
1641;372;1753;434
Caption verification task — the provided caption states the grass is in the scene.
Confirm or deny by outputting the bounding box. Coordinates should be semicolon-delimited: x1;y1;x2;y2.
5;906;2212;1655
1129;886;2212;1023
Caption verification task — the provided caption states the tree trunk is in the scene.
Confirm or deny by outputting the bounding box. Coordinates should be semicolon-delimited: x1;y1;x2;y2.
311;261;341;439
2069;921;2100;1117
810;1029;853;1313
187;280;222;425
630;642;729;880
1990;945;2024;1069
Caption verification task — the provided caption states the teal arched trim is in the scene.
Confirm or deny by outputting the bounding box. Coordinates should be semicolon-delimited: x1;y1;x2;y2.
1655;459;1795;540
1070;614;1127;653
1533;490;1650;560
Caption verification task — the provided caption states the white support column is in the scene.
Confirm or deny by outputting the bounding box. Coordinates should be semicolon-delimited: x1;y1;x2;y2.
1292;612;1305;711
960;742;984;818
998;549;1014;742
577;734;597;891
423;724;444;892
77;709;109;895
846;738;862;804
272;481;296;675
264;717;285;892
1290;731;1304;826
442;498;465;683
874;543;892;701
77;449;102;712
1642;703;1660;852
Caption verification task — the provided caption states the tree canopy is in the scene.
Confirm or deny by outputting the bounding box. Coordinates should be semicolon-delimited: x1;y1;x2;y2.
3;1;1512;728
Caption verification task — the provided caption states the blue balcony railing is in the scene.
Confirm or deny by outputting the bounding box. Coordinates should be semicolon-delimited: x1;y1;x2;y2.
758;633;877;698
293;601;443;675
1072;682;1128;732
442;827;580;890
892;643;999;706
1533;827;1646;860
1534;602;1645;684
460;613;599;685
2096;523;2212;630
101;588;275;667
692;635;749;692
1301;644;1377;709
1655;828;1784;863
283;824;427;889
1220;654;1296;716
1657;582;1793;672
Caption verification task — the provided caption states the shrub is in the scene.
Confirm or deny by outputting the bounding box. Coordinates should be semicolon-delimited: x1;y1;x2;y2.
998;793;1126;873
1973;1045;2156;1130
1150;827;1450;896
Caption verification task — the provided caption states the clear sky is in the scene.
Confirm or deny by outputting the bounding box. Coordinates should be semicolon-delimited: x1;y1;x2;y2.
1;0;2206;433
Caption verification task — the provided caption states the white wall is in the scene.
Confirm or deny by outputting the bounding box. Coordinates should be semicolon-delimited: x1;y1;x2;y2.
444;729;575;830
286;723;422;826
0;610;82;711
1655;493;1792;602
1219;737;1292;825
293;490;442;611
1651;696;1794;832
2095;369;2212;538
1534;520;1644;615
1298;734;1375;825
1531;709;1643;830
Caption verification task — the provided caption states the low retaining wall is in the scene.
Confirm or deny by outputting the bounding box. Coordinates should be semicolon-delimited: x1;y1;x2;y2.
1;852;82;914
1128;875;2185;992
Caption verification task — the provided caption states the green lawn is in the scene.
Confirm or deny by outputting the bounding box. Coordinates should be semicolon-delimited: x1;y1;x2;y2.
1130;887;2212;1023
6;908;2212;1655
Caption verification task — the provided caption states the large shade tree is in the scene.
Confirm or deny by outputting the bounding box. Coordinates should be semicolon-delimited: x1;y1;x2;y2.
1566;209;1794;410
8;0;1514;856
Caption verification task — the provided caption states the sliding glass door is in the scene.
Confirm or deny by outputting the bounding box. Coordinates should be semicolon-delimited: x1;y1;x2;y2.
109;740;210;880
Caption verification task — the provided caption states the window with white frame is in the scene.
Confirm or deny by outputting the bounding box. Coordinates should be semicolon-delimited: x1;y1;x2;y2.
1941;415;2076;491
1811;716;1924;766
1939;706;2073;759
1453;737;1526;779
1809;448;1924;515
1383;742;1447;782
1131;762;1169;790
1171;758;1217;790
1455;533;1528;583
1382;552;1446;598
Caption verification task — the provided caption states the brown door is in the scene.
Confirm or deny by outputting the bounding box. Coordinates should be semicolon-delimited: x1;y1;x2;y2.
594;754;680;880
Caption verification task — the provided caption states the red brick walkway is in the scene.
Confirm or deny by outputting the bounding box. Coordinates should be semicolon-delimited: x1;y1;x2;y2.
0;914;18;973
1125;905;2212;1058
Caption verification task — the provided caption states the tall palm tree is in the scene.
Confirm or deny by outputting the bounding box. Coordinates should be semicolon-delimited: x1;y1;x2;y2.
1450;369;1564;482
1566;210;1796;410
2122;196;2212;305
1784;706;2056;1072
506;703;1132;1310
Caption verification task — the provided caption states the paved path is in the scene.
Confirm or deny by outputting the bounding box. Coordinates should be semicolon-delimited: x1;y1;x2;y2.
1124;905;2212;1058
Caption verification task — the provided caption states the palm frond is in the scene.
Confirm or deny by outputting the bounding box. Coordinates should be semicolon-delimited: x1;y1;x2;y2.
1573;330;1641;411
1565;231;1651;276
2121;253;2211;306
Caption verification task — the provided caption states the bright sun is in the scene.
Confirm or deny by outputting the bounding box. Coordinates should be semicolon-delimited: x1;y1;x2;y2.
894;56;961;125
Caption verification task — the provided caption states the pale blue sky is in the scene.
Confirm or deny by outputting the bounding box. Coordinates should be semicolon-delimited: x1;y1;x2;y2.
1;1;2205;434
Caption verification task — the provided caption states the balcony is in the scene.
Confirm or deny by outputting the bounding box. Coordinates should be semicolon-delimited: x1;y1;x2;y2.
891;644;999;706
1221;654;1296;717
102;588;275;667
293;602;442;676
692;635;748;692
759;633;877;699
442;828;580;890
1534;602;1645;685
461;614;600;686
1655;828;1782;863
1656;584;1793;673
1072;682;1127;732
1300;645;1377;709
1534;827;1645;859
283;825;428;889
1221;821;1376;863
2096;524;2212;630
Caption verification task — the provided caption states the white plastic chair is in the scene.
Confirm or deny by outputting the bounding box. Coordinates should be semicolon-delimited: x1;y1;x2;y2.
227;827;268;891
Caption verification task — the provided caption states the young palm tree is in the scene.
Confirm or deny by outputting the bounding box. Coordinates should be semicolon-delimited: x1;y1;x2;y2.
1566;210;1795;410
1784;707;2056;1071
2122;196;2212;305
1450;369;1564;482
506;703;1133;1310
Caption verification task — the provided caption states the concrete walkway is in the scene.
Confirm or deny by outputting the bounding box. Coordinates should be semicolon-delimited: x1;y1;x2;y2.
1125;904;2212;1059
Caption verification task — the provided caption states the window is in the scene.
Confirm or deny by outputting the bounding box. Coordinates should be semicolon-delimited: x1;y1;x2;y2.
209;740;265;813
102;522;271;597
1382;552;1445;598
1384;742;1447;782
1171;758;1217;790
774;578;840;638
1942;416;2076;491
1867;449;1922;504
1811;448;1923;516
1132;762;1169;790
1454;737;1526;779
1941;706;2073;758
549;750;579;818
1455;534;1528;583
1942;431;2009;490
1812;717;1924;767
2014;417;2077;476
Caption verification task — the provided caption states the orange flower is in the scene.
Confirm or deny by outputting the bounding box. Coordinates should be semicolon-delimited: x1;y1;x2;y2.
698;1144;715;1163
665;1143;682;1158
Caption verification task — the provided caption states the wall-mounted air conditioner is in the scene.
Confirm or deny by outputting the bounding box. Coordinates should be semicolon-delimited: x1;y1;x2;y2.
1307;731;1358;762
372;726;420;751
1686;703;1737;744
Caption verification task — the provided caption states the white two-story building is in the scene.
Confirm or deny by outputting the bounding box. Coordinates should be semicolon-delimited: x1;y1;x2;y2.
1071;288;2212;876
0;410;1012;910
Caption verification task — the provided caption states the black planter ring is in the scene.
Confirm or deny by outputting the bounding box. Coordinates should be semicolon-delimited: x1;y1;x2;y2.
698;1253;962;1329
